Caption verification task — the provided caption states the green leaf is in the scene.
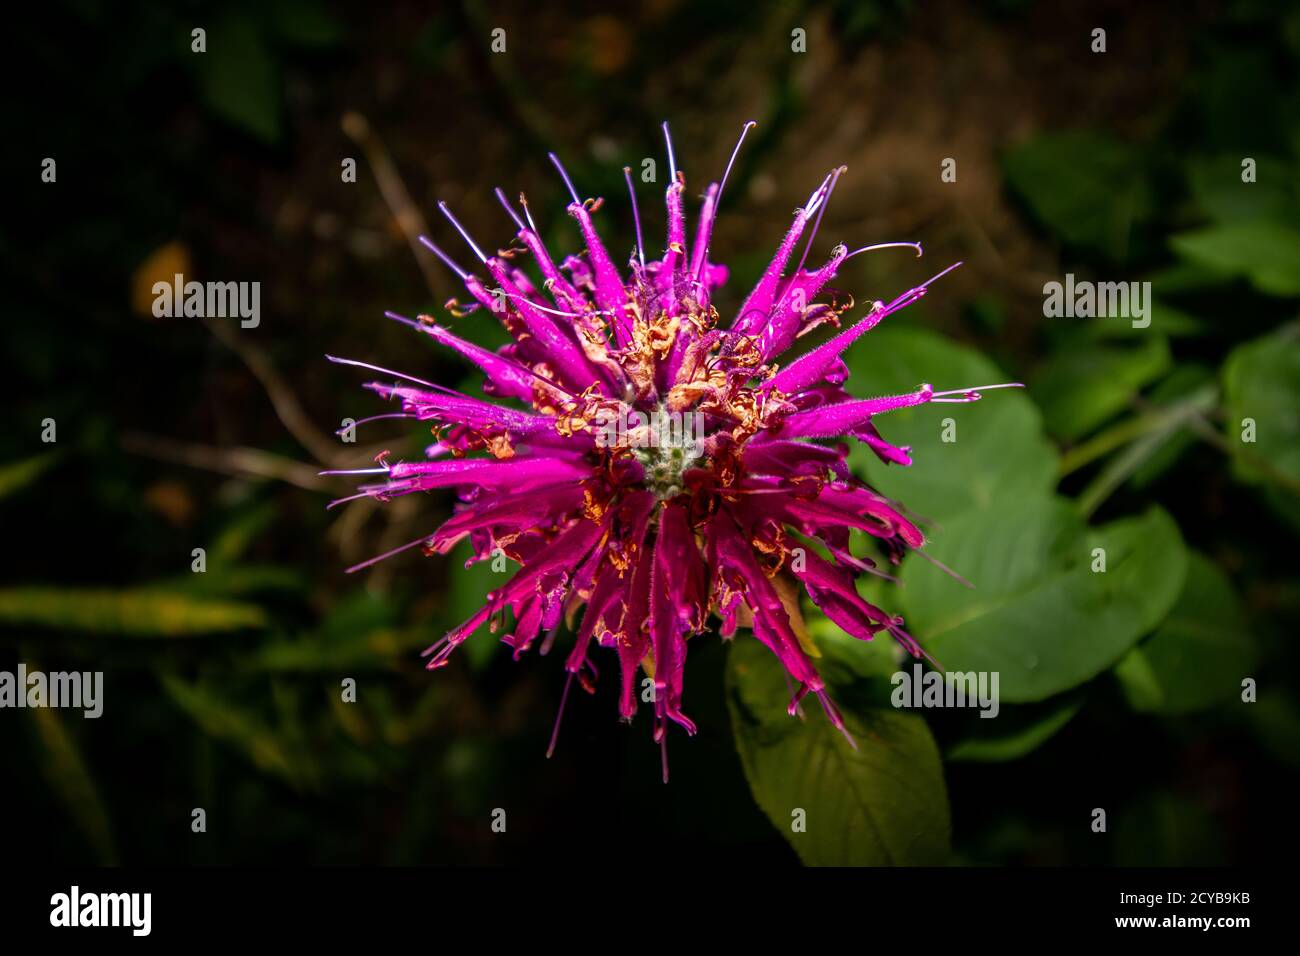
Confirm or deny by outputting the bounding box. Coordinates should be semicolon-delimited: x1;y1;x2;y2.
900;500;1186;702
1075;379;1219;518
1086;506;1189;633
1082;299;1204;339
847;326;1057;524
1224;327;1300;532
249;628;425;672
1170;221;1300;296
0;587;267;635
1002;131;1153;259
1223;327;1300;487
28;702;117;864
726;639;950;865
197;14;283;144
946;691;1084;763
1032;335;1171;440
1114;552;1256;713
160;674;307;787
0;451;60;500
208;500;277;565
245;589;411;672
155;565;305;597
1147;259;1235;296
1186;154;1300;225
1129;367;1219;488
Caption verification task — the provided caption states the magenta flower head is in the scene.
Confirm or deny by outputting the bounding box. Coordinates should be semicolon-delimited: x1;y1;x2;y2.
328;122;1019;778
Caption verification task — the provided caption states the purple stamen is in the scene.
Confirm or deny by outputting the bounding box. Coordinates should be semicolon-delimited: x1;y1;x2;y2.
815;690;858;750
491;289;613;319
416;235;469;280
345;532;434;574
659;719;670;784
318;465;390;476
844;241;924;260
546;670;575;758
718;120;756;209
623;165;646;268
325;490;376;510
931;382;1024;398
912;548;975;589
804;170;837;217
437;201;489;263
494;186;527;231
547;152;583;206
661;121;679;183
794;165;846;277
326;354;441;391
335;412;416;433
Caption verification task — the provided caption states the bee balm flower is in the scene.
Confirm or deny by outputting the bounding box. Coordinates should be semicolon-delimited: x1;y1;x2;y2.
328;123;1019;779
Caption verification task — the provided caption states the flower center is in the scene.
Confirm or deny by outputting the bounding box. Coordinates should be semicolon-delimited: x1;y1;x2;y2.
630;404;706;500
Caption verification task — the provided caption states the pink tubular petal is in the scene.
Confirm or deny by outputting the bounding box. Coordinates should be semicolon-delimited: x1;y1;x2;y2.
649;501;702;735
566;202;631;346
741;439;849;480
758;243;848;361
517;228;586;310
731;207;812;339
424;512;608;667
776;386;934;438
790;549;895;644
709;510;822;690
483;258;605;391
662;178;689;278
688;181;720;284
385;456;590;496
427;485;586;555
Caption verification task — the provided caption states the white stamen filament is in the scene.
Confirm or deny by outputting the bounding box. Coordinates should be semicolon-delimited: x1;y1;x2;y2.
437;201;489;263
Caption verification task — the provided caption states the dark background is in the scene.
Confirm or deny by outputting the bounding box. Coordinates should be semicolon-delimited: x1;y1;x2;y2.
4;0;1299;865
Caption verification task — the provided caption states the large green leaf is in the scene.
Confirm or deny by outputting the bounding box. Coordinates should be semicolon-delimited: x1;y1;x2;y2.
1082;299;1204;339
208;501;277;565
726;639;950;866
0;587;267;635
28;701;117;864
0;451;60;500
899;500;1186;702
1170;221;1300;296
1002;131;1153;259
945;691;1085;763
1186;154;1300;226
1114;552;1257;713
156;565;305;597
160;674;310;788
847;326;1056;524
1223;327;1300;531
1032;335;1171;441
1223;328;1300;485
